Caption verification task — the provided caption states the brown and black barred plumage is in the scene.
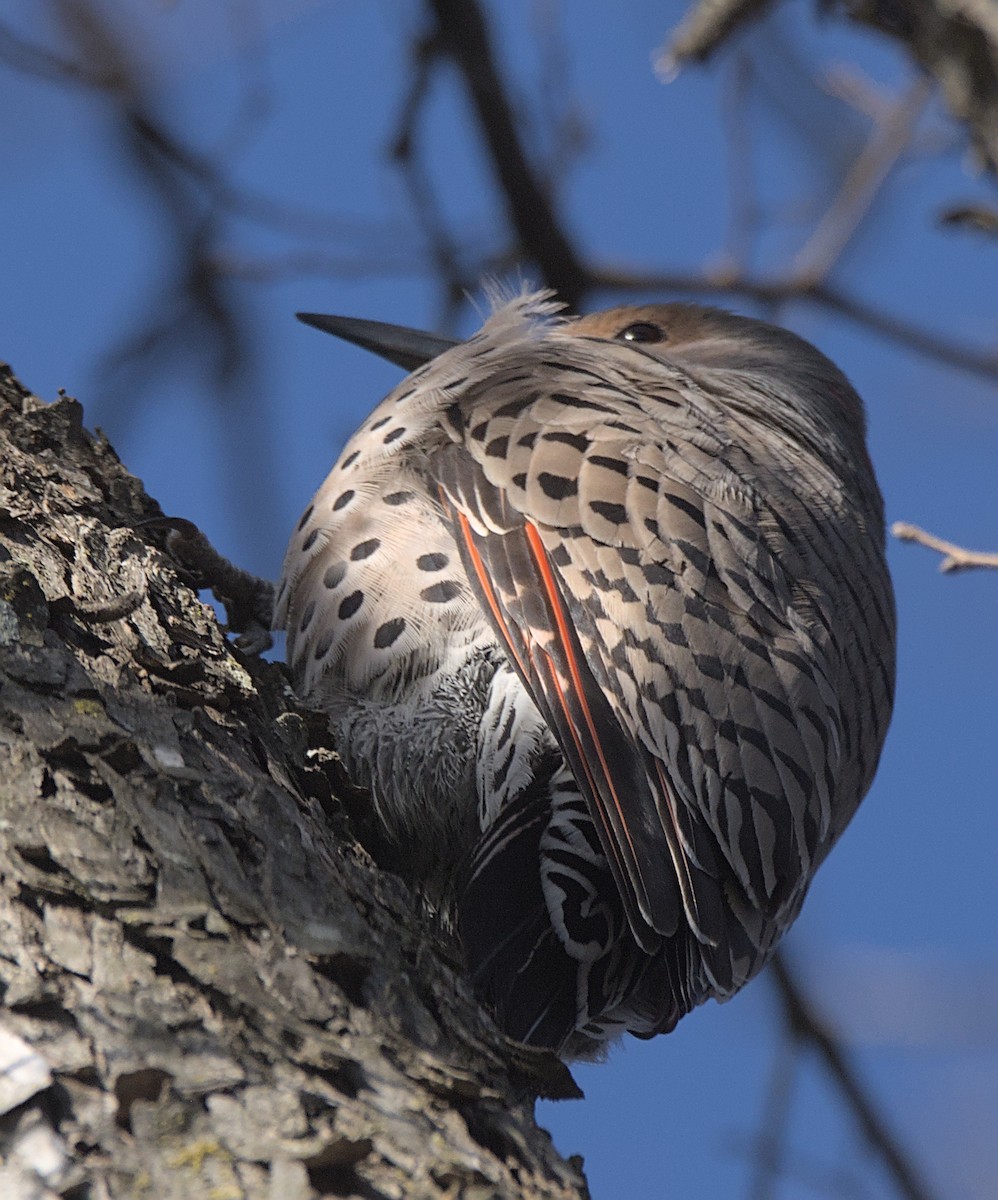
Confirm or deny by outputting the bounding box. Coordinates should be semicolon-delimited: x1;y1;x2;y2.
275;290;895;1057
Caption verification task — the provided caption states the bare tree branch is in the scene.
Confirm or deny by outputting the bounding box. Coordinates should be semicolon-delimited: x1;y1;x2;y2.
791;76;933;288
426;0;590;308
747;1028;799;1200
892;522;998;572
657;0;774;77
770;953;937;1200
660;0;998;172
939;203;998;236
390;31;480;326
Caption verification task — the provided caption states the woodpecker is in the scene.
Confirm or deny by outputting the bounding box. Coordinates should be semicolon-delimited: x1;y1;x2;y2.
275;290;895;1058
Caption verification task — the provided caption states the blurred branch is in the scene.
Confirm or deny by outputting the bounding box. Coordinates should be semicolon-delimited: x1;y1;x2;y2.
16;0;249;407
939;203;998;236
892;523;998;572
0;14;99;83
0;6;405;245
719;54;763;274
791;76;933;287
747;1027;799;1200
771;953;937;1200
390;31;477;324
426;0;589;308
660;0;998;172
657;0;773;76
410;1;997;383
839;0;998;175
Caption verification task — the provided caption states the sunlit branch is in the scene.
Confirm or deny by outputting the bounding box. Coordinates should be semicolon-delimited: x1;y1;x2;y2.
892;523;998;573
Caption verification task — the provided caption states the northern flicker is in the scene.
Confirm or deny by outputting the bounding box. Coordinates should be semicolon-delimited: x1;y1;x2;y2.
275;290;896;1057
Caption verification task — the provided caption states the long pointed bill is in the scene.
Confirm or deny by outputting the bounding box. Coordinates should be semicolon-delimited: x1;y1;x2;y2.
296;312;458;371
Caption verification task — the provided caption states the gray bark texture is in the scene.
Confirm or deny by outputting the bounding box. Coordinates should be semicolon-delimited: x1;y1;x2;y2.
0;363;588;1200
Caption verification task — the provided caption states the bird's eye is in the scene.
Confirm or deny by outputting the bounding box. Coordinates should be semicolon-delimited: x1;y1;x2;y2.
617;322;666;344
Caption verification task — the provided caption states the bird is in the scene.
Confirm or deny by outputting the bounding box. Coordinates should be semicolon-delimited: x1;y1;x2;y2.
274;289;896;1058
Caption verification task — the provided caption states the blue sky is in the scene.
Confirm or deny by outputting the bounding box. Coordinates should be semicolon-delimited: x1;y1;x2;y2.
3;2;996;1197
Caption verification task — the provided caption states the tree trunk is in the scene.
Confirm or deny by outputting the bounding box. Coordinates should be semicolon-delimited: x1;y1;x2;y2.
0;364;587;1200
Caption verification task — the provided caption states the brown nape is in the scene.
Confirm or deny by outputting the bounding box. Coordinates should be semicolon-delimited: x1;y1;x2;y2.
568;303;730;347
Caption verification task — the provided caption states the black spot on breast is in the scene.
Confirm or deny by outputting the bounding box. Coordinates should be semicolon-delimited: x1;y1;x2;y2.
299;600;316;632
351;538;380;560
421;580;461;604
383;491;414;506
332;490;355;512
383;427;405;444
313;629;334;659
297;504;314;531
323;561;346;589
301;529;319;551
341;450;360;469
338;590;364;619
369;415;391;431
374;617;406;649
417;552;449;571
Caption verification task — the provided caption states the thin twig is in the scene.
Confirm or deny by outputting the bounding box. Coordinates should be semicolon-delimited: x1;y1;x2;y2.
390;31;476;318
747;1027;799;1200
770;953;936;1200
792;76;933;287
656;0;772;76
426;0;589;308
720;54;762;275
892;523;998;573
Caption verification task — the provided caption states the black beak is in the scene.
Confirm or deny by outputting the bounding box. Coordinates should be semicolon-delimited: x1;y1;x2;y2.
296;312;459;372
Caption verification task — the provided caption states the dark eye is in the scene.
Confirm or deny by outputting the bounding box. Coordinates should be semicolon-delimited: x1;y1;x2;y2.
617;322;666;345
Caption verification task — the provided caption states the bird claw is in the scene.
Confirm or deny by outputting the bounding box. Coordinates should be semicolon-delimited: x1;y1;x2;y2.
140;515;276;655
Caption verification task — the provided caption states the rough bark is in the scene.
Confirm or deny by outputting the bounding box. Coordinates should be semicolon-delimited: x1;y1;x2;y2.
0;363;587;1200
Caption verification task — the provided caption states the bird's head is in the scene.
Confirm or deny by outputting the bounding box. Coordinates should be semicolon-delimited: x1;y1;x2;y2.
565;303;869;448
